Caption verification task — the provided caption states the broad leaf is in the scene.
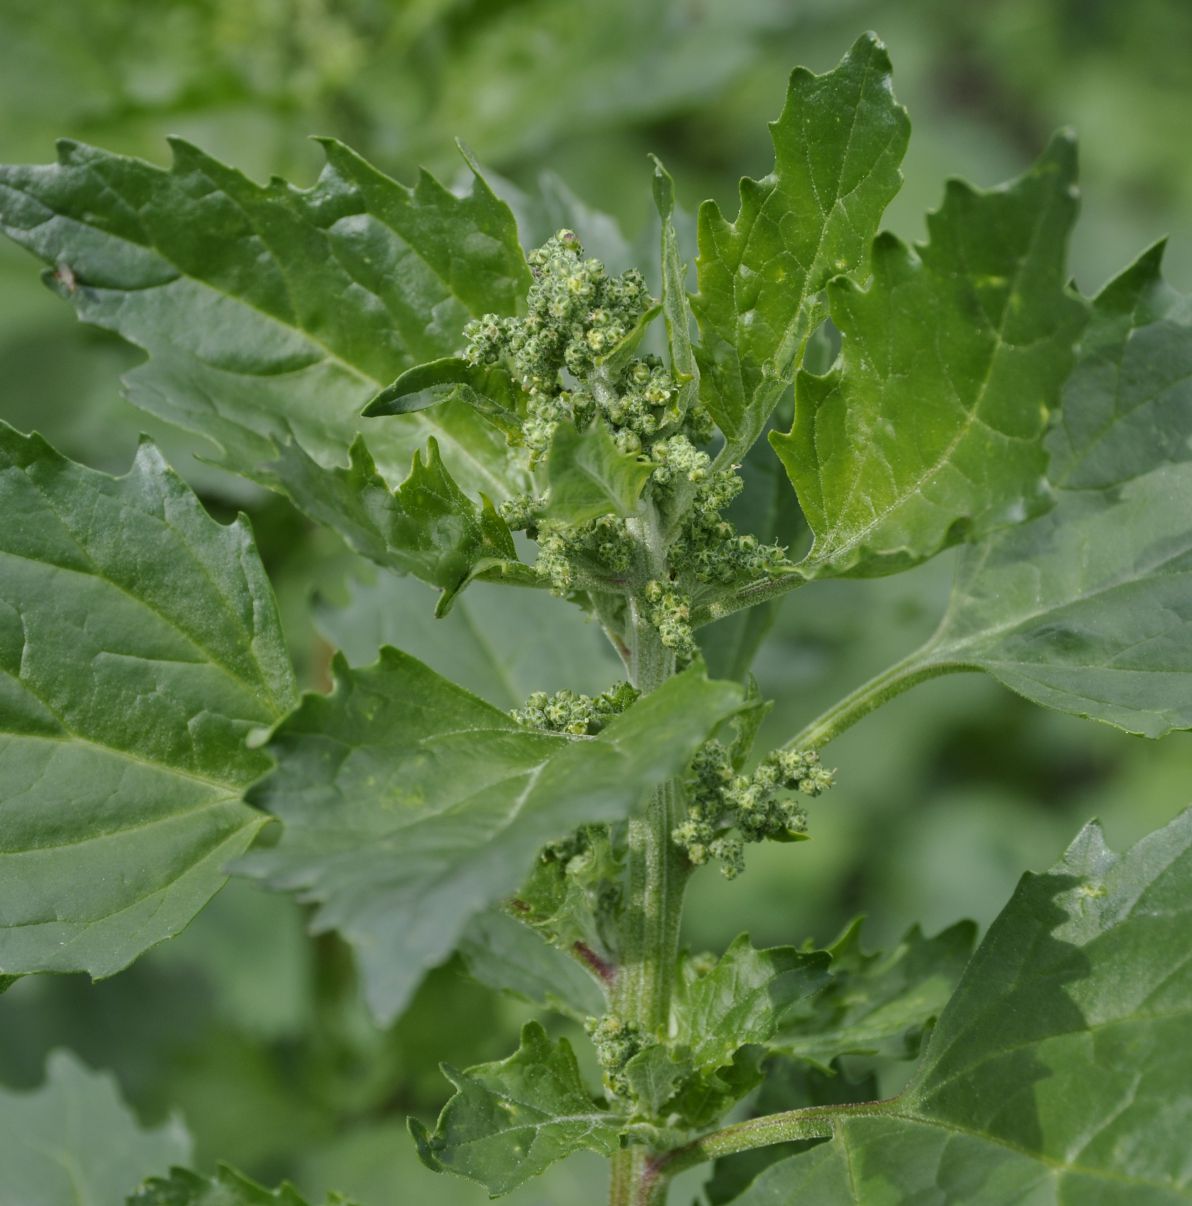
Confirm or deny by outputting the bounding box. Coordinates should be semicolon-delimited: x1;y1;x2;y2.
410;1021;621;1195
729;807;1192;1204
315;568;621;709
773;134;1088;578
267;435;521;615
240;653;741;1022
0;1051;191;1206
128;1164;356;1205
774;919;976;1067
0;425;293;980
0;137;530;543
693;34;909;455
541;420;652;525
910;246;1192;736
457;908;607;1021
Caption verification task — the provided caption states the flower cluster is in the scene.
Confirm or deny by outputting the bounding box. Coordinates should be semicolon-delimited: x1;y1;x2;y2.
644;579;695;659
672;743;836;878
585;1014;647;1099
511;682;640;735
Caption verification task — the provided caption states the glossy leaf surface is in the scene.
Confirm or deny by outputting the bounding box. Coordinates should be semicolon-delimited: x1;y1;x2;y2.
0;425;293;979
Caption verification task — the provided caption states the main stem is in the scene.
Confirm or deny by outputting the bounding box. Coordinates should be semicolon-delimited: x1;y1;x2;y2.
609;583;686;1206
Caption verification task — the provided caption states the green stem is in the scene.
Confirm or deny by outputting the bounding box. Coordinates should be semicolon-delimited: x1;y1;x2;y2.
786;646;971;751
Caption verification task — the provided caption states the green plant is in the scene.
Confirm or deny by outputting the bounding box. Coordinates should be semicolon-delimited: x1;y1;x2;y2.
1;31;1191;1206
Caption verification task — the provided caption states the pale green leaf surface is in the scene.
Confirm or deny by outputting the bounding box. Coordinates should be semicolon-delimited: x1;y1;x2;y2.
651;159;698;415
729;808;1192;1204
0;137;529;511
917;246;1192;736
363;357;521;434
240;654;741;1022
129;1164;356;1205
541;420;652;525
0;1051;191;1206
773;134;1087;578
457;908;606;1022
775;919;975;1066
411;1021;621;1195
315;568;621;709
693;33;909;454
0;425;294;979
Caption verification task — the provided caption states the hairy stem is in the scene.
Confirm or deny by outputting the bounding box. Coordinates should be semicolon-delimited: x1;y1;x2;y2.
786;647;972;751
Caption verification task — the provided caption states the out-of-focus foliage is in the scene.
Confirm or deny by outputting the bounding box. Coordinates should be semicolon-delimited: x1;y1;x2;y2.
1;2;1190;1204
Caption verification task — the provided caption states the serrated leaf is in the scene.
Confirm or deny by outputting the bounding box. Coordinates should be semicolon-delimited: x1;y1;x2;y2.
0;137;530;543
907;245;1192;737
0;425;294;980
457;908;607;1022
693;34;909;455
541;420;652;525
239;653;741;1023
728;807;1192;1204
772;133;1088;579
677;935;831;1072
411;1021;621;1195
128;1164;356;1205
267;435;520;614
774;919;976;1067
0;1051;191;1206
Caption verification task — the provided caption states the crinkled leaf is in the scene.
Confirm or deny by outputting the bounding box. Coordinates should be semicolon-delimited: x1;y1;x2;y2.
457;908;607;1022
913;245;1192;737
541;420;652;525
729;807;1192;1204
775;919;976;1067
267;435;521;615
0;425;294;980
363;357;523;437
128;1163;357;1205
693;34;909;455
410;1021;621;1195
677;935;831;1071
240;653;741;1023
773;134;1088;578
0;1051;191;1206
0;137;530;547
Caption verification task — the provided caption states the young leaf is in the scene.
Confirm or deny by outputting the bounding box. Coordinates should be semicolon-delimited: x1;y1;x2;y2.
266;436;522;614
651;158;698;416
410;1021;621;1195
773;919;976;1067
0;425;294;981
457;908;607;1022
772;133;1088;579
128;1165;357;1205
240;653;742;1023
728;806;1192;1204
363;357;522;433
540;420;652;525
892;246;1192;737
0;137;529;524
0;1051;191;1206
693;33;909;455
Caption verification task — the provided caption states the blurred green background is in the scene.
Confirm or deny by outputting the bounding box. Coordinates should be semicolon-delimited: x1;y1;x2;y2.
2;2;1191;1202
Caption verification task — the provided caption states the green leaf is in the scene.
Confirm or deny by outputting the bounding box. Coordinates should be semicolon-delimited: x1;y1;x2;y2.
729;807;1192;1204
774;919;976;1067
541;420;652;525
267;435;520;614
410;1021;621;1195
240;653;742;1023
912;245;1192;737
362;357;522;437
128;1164;356;1205
0;1051;191;1206
772;133;1088;579
677;935;831;1072
315;568;621;709
693;34;909;455
0;136;530;527
0;425;294;980
651;157;698;416
457;908;607;1022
